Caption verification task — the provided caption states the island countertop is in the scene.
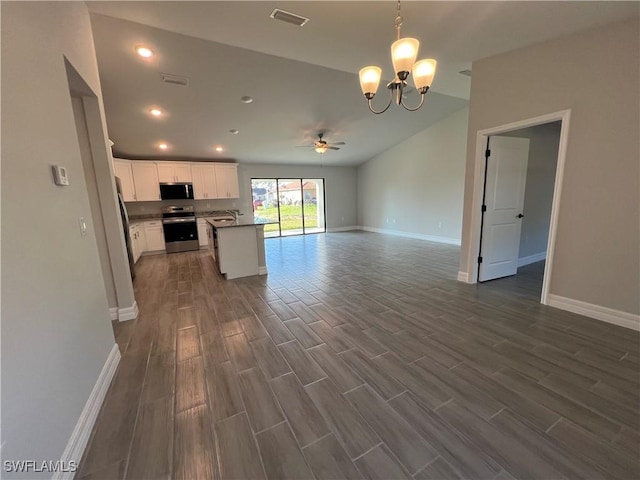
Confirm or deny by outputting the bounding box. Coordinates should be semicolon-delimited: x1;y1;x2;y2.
205;217;278;229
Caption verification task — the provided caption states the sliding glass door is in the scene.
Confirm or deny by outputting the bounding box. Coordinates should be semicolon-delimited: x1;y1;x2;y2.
251;178;325;237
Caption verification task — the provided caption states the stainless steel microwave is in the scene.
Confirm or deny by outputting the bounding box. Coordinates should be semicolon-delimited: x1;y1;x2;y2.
159;183;194;200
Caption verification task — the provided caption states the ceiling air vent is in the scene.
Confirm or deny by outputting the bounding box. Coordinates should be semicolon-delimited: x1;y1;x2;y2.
160;73;189;86
270;8;309;27
458;69;472;77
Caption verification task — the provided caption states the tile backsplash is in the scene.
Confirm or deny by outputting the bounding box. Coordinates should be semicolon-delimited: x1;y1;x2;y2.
125;198;241;215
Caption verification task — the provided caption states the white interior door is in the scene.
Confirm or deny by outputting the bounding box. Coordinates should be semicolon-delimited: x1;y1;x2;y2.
479;135;530;281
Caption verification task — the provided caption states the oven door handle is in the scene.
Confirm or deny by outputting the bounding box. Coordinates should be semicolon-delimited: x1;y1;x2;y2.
162;218;197;224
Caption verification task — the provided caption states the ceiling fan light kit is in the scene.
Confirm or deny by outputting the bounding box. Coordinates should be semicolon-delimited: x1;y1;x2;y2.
359;0;437;114
297;132;345;155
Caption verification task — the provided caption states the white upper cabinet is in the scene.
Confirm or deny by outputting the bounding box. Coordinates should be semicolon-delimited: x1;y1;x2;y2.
191;164;219;199
113;159;136;202
115;159;237;202
215;164;240;199
131;162;161;201
157;162;192;183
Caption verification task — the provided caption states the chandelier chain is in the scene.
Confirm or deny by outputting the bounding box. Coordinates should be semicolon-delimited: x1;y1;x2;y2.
395;0;403;40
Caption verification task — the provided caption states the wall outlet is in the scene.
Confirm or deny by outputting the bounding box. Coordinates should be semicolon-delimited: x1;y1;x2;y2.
206;203;211;209
438;221;443;229
341;216;345;222
386;217;389;223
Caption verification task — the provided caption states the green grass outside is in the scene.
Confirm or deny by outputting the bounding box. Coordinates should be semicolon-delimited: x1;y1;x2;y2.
255;204;318;233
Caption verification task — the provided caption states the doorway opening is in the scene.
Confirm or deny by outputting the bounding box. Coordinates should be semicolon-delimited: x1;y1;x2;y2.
251;178;326;237
466;110;571;305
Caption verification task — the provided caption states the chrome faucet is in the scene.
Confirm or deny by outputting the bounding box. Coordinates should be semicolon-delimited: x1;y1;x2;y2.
224;209;238;220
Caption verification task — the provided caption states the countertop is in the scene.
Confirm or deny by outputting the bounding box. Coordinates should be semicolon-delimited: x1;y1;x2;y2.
205;217;278;229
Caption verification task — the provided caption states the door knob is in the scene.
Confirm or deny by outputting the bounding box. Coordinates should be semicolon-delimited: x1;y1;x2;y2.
517;213;524;218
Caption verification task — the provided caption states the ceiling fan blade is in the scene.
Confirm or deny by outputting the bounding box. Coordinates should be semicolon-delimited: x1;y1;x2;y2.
328;146;340;150
295;145;314;148
331;142;346;145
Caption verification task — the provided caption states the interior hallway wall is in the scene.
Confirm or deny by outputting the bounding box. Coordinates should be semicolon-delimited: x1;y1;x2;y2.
1;2;117;476
357;107;469;243
459;18;639;315
72;96;118;309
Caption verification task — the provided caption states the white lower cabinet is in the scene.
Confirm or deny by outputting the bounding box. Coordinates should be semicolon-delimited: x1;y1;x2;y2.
130;223;146;263
144;220;165;251
197;218;209;247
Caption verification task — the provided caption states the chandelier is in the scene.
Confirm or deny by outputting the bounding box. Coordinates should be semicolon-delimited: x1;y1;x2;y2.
358;0;437;114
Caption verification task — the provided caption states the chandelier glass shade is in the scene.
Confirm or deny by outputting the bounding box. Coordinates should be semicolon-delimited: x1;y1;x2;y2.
359;1;437;114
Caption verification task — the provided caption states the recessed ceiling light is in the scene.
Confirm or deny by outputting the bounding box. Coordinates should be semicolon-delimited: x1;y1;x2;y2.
229;129;239;135
136;46;154;58
158;143;168;150
149;108;163;117
215;146;224;152
240;96;253;104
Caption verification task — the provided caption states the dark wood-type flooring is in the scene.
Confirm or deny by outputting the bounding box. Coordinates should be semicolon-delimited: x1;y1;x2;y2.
78;231;640;479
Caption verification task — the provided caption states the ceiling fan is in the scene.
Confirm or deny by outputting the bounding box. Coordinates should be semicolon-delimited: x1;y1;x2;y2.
297;132;345;154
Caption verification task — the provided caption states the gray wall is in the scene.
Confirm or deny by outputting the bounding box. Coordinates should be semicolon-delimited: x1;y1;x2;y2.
459;19;639;314
357;107;469;242
1;2;117;475
72;97;118;309
503;122;561;259
125;163;358;230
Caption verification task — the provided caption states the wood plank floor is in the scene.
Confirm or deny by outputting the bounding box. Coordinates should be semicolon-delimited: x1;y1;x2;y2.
78;231;640;480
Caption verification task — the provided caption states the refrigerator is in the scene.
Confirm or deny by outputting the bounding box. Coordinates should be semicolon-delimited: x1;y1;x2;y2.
115;177;136;280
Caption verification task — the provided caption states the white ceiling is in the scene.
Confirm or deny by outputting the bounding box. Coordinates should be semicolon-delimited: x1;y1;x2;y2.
88;1;638;166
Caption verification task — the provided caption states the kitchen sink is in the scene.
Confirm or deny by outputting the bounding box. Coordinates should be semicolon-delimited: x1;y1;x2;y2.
211;216;237;227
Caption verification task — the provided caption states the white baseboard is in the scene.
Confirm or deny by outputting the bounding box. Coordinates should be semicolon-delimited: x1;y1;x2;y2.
118;301;139;322
108;307;118;321
141;249;166;256
546;294;640;331
54;344;121;480
358;226;461;246
457;271;472;283
326;226;359;232
518;251;546;267
258;266;268;275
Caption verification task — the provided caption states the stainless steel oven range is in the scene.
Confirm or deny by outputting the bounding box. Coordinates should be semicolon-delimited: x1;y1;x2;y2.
162;206;199;253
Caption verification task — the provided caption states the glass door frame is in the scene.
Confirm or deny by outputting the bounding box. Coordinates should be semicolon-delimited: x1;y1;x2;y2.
250;177;327;237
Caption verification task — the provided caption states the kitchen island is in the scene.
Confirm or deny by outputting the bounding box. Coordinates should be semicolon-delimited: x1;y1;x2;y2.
206;217;276;279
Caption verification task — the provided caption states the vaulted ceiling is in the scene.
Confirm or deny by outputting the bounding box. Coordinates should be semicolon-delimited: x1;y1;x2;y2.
88;1;638;166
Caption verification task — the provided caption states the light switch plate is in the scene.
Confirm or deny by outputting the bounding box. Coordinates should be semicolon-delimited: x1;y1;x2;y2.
79;217;87;236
